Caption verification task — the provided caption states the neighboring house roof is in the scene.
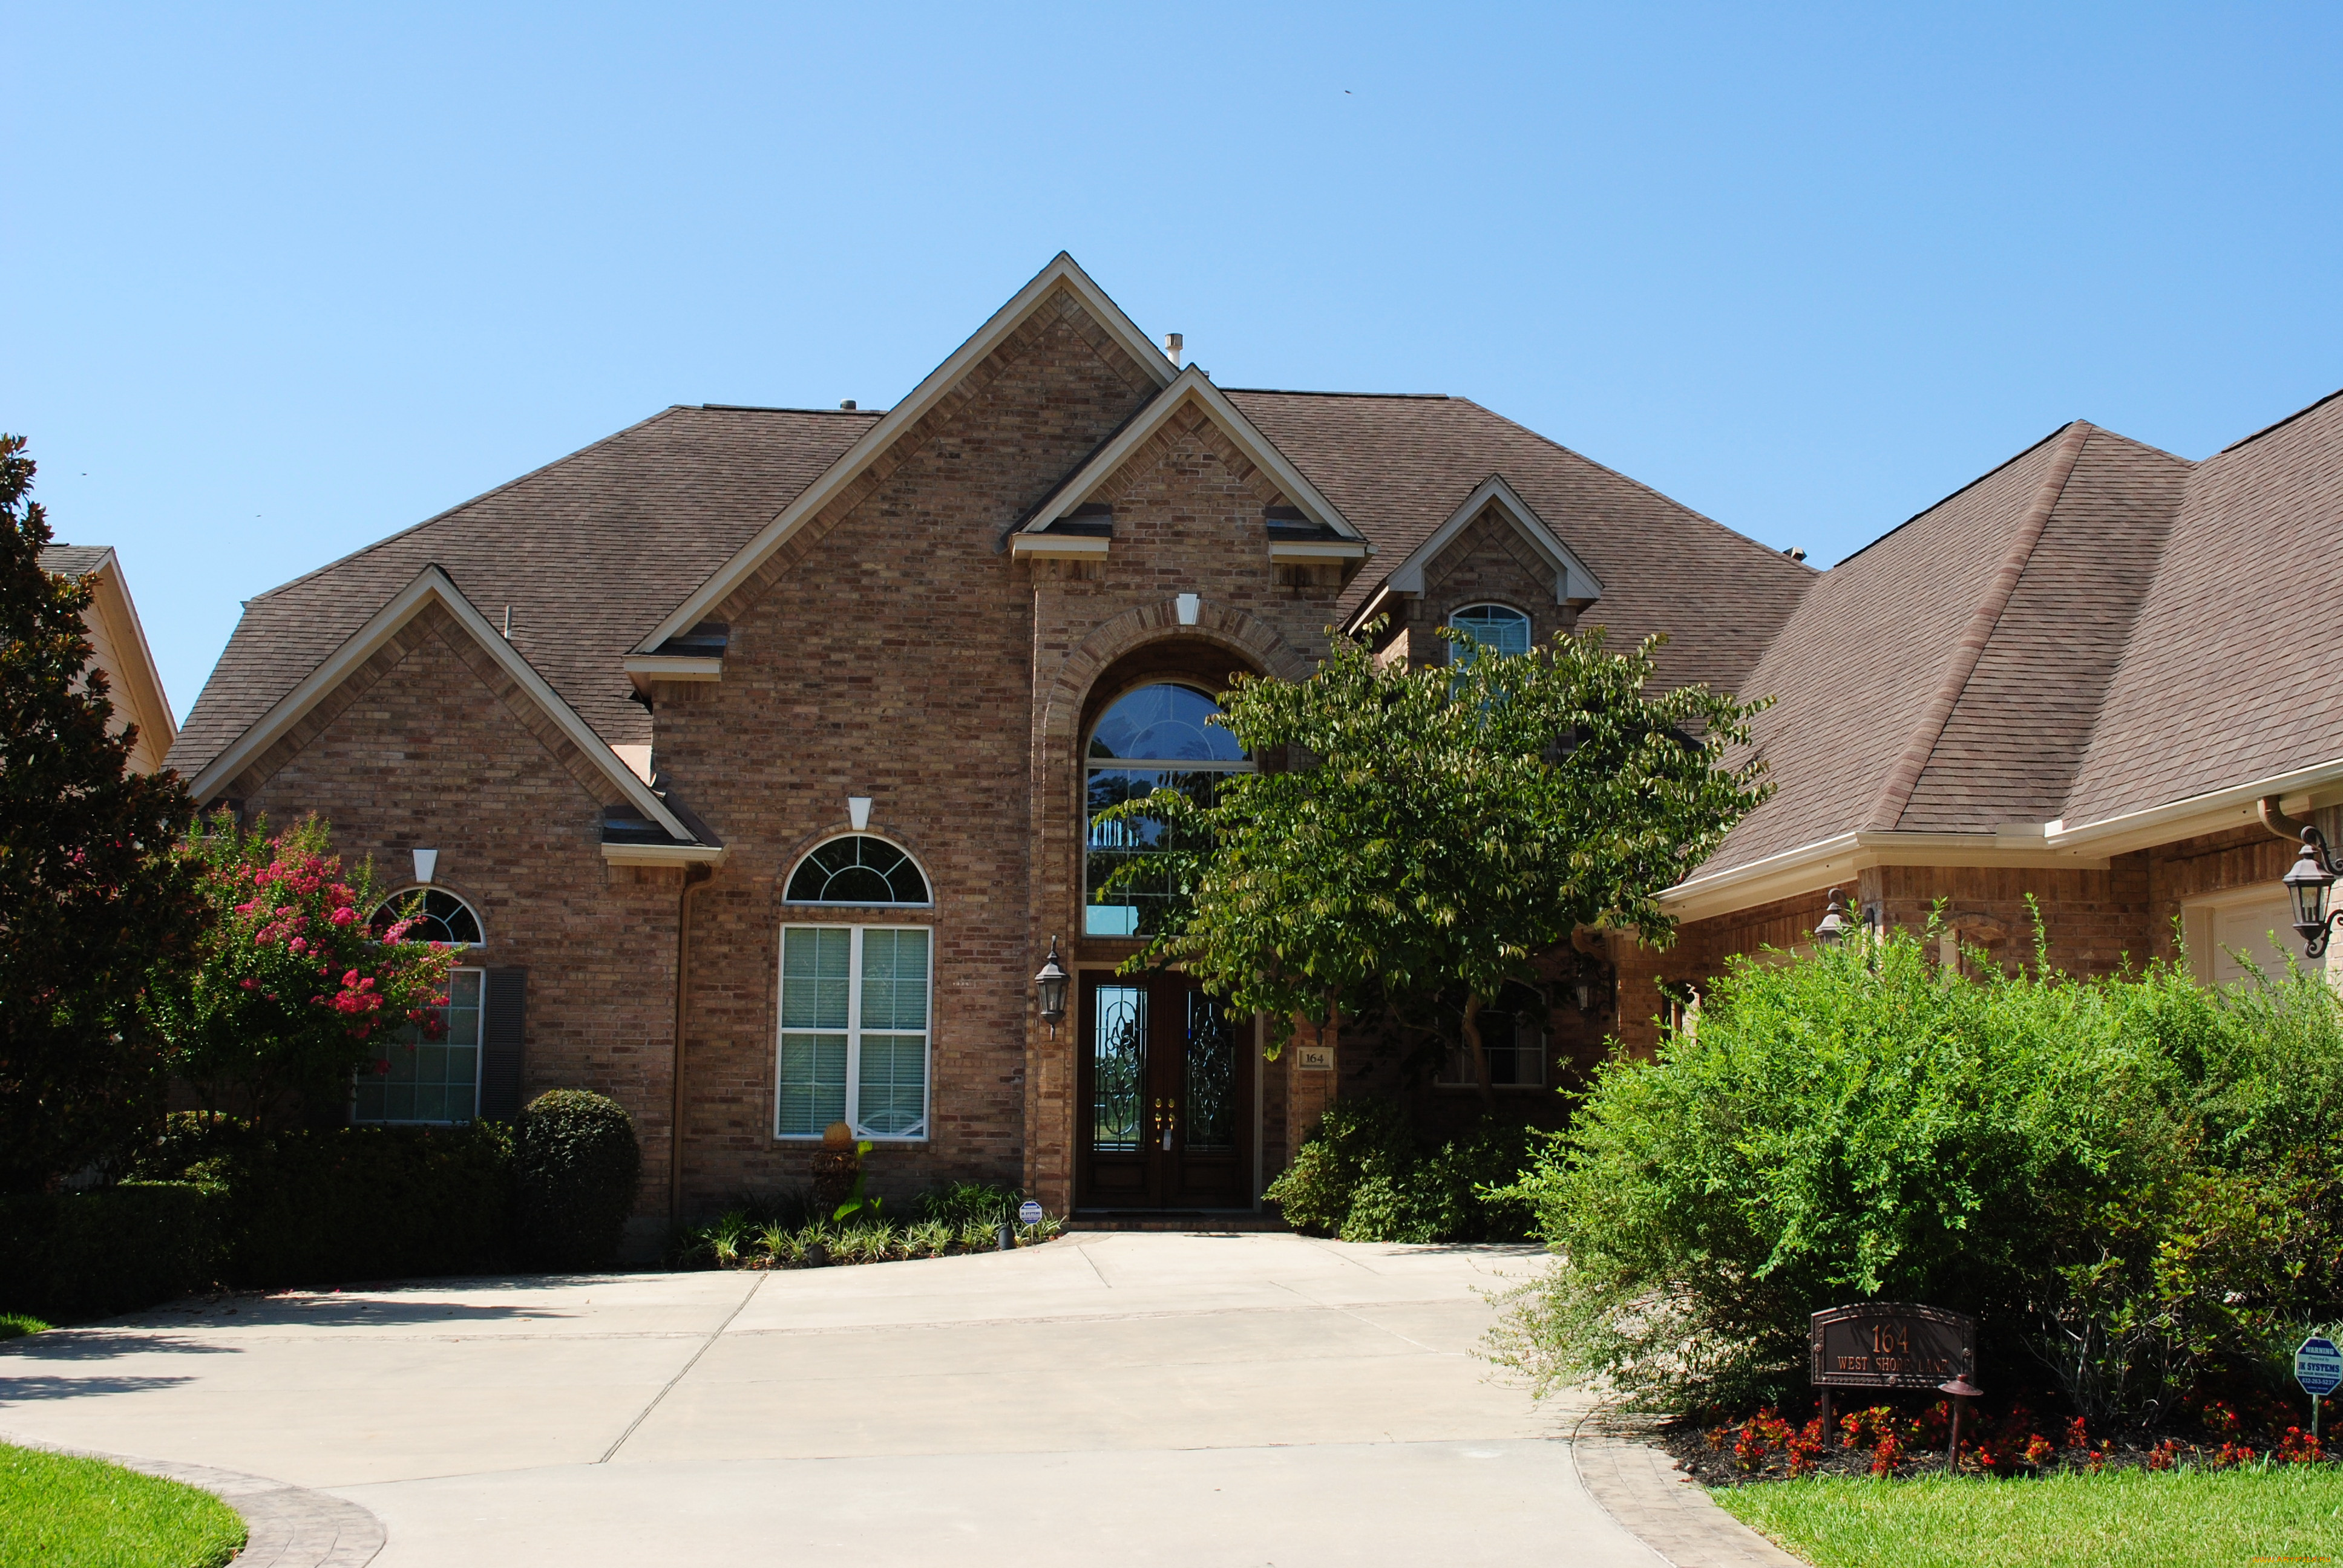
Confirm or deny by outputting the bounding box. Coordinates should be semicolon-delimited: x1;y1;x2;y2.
168;404;875;779
1227;390;1816;696
42;542;179;773
40;544;114;579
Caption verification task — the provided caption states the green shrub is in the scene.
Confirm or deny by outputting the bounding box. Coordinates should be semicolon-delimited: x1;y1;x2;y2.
1266;1097;1542;1243
1492;920;2343;1425
920;1180;1018;1229
0;1183;219;1323
129;1111;512;1287
0;1313;47;1339
514;1089;641;1270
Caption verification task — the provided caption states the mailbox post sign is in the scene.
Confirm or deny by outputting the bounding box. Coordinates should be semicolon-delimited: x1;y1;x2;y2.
1810;1303;1979;1435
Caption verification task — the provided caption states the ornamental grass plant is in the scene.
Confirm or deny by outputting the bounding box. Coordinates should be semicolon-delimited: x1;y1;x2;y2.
1491;912;2343;1431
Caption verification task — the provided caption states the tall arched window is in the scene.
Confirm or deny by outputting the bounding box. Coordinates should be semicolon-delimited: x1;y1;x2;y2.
1084;682;1250;937
786;836;932;905
358;888;484;1126
1447;603;1533;663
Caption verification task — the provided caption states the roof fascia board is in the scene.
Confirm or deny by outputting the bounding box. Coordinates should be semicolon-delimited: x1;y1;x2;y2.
635;253;1174;653
2045;755;2343;857
1008;535;1112;558
79;550;180;754
1661;829;2117;923
191;566;699;844
622;654;724;684
1014;367;1368;543
1378;475;1604;605
1663;753;2343;923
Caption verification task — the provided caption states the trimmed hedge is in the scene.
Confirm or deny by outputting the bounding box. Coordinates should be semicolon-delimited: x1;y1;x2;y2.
514;1089;641;1270
0;1183;218;1324
132;1112;513;1287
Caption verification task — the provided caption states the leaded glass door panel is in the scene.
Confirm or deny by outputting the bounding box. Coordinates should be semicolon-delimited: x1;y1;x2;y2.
1076;972;1253;1210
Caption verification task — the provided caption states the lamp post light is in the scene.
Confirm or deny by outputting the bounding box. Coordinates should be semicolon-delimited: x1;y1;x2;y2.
1034;936;1069;1038
1813;887;1850;947
2285;828;2342;958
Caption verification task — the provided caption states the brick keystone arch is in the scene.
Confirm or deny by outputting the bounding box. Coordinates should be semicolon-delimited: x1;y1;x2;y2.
1038;599;1317;749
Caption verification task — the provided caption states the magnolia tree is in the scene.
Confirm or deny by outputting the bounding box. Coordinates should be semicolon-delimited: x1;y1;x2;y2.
0;434;205;1191
1097;622;1770;1099
145;814;459;1118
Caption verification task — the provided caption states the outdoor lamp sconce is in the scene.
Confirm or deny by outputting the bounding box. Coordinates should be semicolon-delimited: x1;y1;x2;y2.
2286;827;2342;958
1814;887;1850;947
1034;936;1069;1037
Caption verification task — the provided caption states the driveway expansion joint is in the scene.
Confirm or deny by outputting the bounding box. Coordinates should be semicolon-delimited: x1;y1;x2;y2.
0;1429;384;1567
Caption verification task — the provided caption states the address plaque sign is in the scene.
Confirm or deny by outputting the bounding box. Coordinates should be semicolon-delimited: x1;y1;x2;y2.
1809;1302;1977;1390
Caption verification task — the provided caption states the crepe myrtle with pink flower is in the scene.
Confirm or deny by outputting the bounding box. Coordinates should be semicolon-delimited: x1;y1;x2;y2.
143;811;459;1119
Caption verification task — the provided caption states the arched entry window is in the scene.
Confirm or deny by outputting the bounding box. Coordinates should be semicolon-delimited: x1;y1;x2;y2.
1447;603;1533;663
1084;682;1250;937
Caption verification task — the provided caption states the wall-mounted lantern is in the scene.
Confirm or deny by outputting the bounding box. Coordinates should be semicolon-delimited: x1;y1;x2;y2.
2286;828;2342;958
1814;887;1850;946
1034;936;1069;1037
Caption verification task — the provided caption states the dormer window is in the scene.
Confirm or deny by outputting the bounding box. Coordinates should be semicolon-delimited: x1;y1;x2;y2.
1448;603;1533;662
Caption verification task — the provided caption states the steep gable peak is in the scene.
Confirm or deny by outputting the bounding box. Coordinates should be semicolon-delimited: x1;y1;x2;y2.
1009;365;1365;549
1343;473;1603;635
635;252;1174;653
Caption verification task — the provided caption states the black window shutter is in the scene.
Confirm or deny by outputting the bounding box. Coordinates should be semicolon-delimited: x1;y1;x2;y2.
480;967;527;1120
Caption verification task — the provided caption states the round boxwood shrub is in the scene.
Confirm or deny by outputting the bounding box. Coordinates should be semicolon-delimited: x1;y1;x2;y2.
514;1089;641;1270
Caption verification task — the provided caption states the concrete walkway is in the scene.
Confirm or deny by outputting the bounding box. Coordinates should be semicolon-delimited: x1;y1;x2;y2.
0;1233;1691;1567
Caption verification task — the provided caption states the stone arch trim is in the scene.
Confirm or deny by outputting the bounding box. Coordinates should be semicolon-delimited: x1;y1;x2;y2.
1038;600;1316;750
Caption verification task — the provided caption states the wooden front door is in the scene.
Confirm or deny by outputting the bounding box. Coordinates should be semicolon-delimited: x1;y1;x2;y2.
1076;972;1253;1210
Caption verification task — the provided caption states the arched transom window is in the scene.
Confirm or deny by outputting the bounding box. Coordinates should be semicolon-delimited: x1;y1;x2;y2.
787;835;932;906
369;888;483;946
1084;682;1250;938
1447;603;1533;663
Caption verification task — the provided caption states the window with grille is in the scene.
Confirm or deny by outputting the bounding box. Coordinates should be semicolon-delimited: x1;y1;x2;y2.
776;925;931;1140
354;968;483;1123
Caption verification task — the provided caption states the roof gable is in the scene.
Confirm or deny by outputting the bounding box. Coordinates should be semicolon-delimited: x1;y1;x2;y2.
1009;365;1365;547
637;253;1176;653
189;565;709;848
1348;474;1601;630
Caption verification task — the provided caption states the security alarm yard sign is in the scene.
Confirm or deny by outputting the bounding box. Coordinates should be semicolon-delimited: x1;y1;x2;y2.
1810;1302;1978;1391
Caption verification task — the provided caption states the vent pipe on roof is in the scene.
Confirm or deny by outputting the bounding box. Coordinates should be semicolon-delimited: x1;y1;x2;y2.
1164;333;1184;367
839;400;857;411
1783;547;1807;562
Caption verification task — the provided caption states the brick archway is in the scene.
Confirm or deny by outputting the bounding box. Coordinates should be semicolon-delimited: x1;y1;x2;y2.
1038;598;1316;753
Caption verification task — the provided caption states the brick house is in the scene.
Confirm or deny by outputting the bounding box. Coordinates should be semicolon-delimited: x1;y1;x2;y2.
166;253;2337;1232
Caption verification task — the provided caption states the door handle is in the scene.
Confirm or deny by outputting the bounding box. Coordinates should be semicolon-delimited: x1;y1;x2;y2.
1156;1099;1178;1152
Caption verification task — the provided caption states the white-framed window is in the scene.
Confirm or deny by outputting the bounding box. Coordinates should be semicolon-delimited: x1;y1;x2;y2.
354;967;483;1123
369;887;485;946
1437;994;1547;1088
776;924;931;1140
1084;682;1252;938
785;835;931;906
1446;603;1533;663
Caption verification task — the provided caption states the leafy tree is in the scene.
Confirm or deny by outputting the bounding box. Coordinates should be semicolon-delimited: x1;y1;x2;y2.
145;813;459;1119
0;434;205;1192
1096;622;1770;1096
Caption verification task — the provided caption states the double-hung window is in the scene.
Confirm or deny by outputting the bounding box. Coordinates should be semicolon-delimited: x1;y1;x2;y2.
776;925;931;1140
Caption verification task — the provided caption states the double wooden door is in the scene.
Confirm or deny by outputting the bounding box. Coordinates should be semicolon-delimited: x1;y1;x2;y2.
1076;972;1253;1210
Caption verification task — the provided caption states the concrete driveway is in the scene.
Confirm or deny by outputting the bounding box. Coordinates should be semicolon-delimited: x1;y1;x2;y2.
0;1232;1662;1567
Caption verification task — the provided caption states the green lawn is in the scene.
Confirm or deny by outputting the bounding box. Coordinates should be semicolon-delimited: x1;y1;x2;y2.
1717;1466;2343;1568
0;1444;244;1568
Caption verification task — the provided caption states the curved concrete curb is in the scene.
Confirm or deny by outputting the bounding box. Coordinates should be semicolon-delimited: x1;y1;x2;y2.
1570;1411;1807;1568
1;1431;384;1567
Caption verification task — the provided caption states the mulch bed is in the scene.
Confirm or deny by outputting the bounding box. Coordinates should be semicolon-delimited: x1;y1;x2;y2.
1656;1401;2341;1485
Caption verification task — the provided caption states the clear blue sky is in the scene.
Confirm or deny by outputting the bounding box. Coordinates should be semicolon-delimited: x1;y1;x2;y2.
13;4;2341;723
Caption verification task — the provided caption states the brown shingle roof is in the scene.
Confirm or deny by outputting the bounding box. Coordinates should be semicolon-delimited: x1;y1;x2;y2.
2064;390;2343;826
1699;422;2195;875
1226;391;1816;694
167;406;877;777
